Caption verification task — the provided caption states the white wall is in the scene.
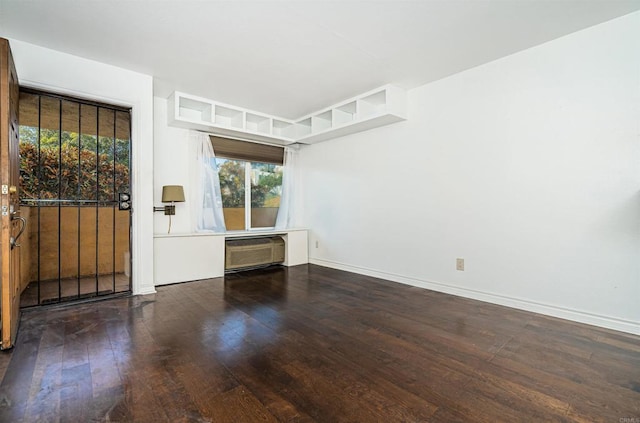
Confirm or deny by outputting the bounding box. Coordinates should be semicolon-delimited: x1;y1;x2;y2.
153;96;218;286
8;39;156;295
300;12;640;334
153;96;192;235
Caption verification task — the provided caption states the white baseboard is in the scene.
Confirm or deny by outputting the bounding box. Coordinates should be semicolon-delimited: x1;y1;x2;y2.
134;286;157;296
309;258;640;336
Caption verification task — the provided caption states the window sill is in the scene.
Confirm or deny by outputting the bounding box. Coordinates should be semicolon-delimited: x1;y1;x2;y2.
153;227;307;239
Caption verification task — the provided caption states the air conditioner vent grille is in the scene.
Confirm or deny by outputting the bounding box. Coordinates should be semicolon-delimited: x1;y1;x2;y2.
225;236;285;271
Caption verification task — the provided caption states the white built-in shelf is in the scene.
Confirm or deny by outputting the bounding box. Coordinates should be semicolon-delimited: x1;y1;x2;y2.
167;92;295;145
167;84;407;145
293;85;407;144
215;105;243;129
245;113;271;135
334;101;357;126
272;119;295;139
312;111;332;133
359;90;387;118
177;97;212;122
296;118;312;138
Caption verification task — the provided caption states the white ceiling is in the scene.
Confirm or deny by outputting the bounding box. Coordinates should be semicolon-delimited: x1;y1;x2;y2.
1;0;639;119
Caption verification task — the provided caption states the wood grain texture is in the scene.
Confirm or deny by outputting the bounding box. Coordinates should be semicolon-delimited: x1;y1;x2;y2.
0;264;638;422
1;36;22;350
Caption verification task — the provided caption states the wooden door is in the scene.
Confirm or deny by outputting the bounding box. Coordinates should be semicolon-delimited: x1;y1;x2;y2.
0;38;22;349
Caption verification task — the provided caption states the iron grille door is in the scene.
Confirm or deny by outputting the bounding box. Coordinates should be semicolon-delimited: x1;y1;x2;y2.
18;89;132;306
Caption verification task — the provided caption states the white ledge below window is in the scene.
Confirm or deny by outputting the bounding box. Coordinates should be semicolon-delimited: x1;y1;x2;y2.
153;228;308;286
153;227;308;238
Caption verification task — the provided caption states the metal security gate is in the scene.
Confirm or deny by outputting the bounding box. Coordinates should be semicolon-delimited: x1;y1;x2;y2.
18;89;132;306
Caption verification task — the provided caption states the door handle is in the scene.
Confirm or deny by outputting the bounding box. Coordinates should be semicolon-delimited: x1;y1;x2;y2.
10;215;26;249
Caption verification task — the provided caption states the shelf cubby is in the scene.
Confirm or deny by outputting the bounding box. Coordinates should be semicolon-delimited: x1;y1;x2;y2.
333;101;357;126
215;105;244;129
272;120;295;139
295;118;312;138
358;90;387;118
178;97;213;122
311;110;332;133
245;113;271;135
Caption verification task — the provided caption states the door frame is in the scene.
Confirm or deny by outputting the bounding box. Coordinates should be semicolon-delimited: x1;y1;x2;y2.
0;38;22;349
6;38;156;297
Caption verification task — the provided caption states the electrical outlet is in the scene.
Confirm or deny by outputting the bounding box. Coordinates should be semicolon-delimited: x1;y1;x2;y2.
315;241;319;248
456;258;464;271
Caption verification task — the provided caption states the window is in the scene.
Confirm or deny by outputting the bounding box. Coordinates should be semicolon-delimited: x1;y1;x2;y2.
211;136;283;230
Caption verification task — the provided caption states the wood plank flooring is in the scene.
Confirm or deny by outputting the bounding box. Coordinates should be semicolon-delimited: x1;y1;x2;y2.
0;264;638;422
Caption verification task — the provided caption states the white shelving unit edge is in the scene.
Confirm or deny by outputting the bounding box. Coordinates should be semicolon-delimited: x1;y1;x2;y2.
167;84;407;145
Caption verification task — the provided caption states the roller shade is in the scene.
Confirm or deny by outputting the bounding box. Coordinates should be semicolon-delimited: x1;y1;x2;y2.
209;135;284;165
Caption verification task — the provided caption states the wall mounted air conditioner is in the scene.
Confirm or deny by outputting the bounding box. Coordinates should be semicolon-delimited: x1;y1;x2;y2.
225;236;285;271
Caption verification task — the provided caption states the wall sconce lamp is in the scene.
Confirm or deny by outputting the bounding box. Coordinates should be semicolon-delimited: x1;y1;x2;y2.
154;185;185;233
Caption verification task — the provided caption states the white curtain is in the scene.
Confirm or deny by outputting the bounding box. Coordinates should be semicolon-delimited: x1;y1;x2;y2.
191;131;226;233
275;146;299;229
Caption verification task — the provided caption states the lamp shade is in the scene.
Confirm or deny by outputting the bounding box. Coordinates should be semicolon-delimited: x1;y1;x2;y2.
162;185;185;203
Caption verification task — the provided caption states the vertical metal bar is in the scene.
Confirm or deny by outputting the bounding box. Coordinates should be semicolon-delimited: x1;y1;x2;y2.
36;95;42;305
95;107;100;296
57;98;62;302
112;109;116;294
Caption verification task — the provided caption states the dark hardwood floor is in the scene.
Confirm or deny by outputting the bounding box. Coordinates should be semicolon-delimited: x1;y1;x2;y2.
0;264;638;422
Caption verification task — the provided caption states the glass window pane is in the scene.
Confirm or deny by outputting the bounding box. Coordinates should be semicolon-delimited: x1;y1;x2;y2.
60;100;80;200
97;206;115;293
79;104;98;202
97;108;115;203
39;206;60;303
40;96;61;200
79;205;97;296
60;205;80;299
114;111;131;196
250;162;282;228
19;92;40;204
217;158;245;230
